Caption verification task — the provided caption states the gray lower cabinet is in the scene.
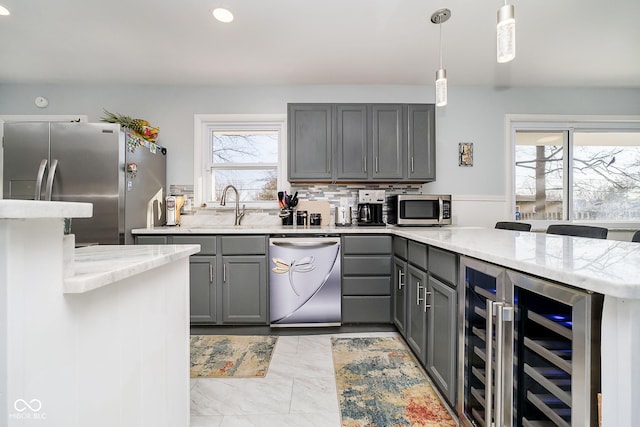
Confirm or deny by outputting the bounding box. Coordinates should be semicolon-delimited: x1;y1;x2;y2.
393;256;407;335
135;234;268;325
426;246;458;406
426;275;457;405
406;263;428;364
221;255;267;324
342;235;392;323
189;256;216;323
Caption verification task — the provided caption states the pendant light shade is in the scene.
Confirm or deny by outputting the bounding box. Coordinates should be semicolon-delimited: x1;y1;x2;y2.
431;8;451;107
497;3;515;63
435;68;447;107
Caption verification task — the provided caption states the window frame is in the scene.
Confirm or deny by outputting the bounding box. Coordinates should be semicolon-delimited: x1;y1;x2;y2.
194;114;288;208
505;114;640;226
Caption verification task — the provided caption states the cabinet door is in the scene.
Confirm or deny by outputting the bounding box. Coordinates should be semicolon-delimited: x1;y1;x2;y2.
393;257;407;335
371;104;404;180
406;104;436;181
221;255;267;324
288;104;333;181
135;235;168;245
189;256;216;324
427;275;457;406
406;264;428;364
335;104;368;180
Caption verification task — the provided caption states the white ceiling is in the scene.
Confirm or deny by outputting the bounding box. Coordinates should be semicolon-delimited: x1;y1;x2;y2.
0;0;639;88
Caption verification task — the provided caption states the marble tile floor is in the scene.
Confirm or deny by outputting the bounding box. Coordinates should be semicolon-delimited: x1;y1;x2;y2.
190;331;407;427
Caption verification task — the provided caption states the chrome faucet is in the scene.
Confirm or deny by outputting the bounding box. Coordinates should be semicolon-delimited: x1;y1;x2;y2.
220;185;245;225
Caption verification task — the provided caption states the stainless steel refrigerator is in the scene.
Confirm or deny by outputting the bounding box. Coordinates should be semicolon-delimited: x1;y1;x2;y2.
2;121;167;245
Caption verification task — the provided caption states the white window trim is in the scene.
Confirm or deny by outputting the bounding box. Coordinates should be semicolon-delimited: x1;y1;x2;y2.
504;114;640;228
193;114;288;208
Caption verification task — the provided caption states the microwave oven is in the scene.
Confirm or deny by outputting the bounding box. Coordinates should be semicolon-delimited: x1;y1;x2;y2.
386;194;452;226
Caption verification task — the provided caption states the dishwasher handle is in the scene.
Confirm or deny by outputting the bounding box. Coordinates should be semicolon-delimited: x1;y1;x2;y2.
269;237;340;248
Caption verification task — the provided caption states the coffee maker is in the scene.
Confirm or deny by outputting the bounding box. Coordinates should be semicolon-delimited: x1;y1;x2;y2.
357;189;385;226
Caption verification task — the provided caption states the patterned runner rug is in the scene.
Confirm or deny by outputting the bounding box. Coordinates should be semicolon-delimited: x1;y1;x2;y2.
332;336;456;427
190;335;278;378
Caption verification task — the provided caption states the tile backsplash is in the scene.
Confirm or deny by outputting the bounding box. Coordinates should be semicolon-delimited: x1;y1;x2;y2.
169;183;423;226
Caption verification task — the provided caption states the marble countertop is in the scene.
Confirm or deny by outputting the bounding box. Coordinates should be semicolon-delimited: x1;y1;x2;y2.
134;224;640;299
63;244;200;294
132;224;392;235
0;200;93;219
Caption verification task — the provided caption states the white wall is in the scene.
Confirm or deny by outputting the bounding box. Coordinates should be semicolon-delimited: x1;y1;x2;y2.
1;84;639;224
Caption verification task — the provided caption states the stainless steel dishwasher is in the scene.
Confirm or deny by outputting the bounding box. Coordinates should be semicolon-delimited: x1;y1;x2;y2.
269;236;341;327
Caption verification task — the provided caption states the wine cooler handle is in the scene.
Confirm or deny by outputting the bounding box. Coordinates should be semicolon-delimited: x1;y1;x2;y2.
495;302;506;427
485;300;495;427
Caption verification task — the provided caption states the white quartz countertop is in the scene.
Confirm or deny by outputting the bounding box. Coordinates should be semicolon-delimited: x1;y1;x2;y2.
134;224;640;299
63;244;200;294
0;199;92;218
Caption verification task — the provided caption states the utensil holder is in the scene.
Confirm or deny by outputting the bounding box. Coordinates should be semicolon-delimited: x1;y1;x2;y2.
280;209;293;226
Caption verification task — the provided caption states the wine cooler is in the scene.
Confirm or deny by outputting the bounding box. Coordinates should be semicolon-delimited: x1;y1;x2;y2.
458;256;603;427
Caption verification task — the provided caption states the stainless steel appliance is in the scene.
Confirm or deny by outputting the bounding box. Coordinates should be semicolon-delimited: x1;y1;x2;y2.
334;206;352;227
2;121;167;244
269;236;341;327
357;189;385;226
458;256;602;427
386;194;451;226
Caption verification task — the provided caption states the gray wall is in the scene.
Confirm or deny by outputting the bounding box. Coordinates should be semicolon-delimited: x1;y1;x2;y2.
1;83;639;196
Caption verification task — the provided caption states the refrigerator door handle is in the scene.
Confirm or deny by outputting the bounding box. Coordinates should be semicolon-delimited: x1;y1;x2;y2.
45;159;58;201
494;302;506;427
34;159;48;200
485;300;495;427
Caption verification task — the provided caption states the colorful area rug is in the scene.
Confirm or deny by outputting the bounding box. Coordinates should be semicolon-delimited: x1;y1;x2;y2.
190;335;278;378
332;337;456;427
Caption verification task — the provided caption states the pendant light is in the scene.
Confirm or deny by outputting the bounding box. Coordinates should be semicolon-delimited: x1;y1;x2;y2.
431;9;451;107
497;2;515;63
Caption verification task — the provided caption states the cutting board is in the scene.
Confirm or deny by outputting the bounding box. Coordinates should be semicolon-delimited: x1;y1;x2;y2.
295;200;331;226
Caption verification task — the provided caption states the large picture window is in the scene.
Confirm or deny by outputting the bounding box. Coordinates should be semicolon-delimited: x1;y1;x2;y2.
511;118;640;222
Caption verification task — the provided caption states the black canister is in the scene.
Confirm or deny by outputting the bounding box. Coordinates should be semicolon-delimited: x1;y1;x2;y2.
296;210;307;227
309;213;322;226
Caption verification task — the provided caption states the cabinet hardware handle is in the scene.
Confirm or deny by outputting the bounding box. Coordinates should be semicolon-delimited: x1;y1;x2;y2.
416;281;423;305
223;264;226;282
209;264;213;283
485;300;495;427
375;156;379;172
424;290;431;312
364;157;367;173
398;270;405;290
494;302;506;427
411;156;414;173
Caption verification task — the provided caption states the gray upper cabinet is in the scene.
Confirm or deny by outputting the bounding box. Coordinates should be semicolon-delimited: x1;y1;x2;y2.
335;104;368;180
371;104;404;180
288;103;435;183
406;104;436;181
288;104;333;181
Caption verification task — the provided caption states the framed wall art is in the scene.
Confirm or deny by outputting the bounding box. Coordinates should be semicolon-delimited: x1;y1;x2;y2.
459;142;473;167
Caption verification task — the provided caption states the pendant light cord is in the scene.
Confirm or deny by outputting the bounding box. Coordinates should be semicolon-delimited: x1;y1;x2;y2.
439;21;443;69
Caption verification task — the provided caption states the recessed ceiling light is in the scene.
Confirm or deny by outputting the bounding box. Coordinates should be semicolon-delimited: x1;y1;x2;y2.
0;4;11;16
212;8;233;23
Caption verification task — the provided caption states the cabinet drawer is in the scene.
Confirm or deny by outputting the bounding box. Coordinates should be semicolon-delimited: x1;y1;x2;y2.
342;235;392;255
343;277;391;296
342;296;391;323
343;255;391;276
220;236;266;255
393;237;408;260
135;235;168;245
429;247;458;285
408;240;428;270
169;235;216;255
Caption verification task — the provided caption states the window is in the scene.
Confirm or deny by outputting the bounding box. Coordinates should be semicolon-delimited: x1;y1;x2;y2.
510;117;640;222
194;115;287;206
